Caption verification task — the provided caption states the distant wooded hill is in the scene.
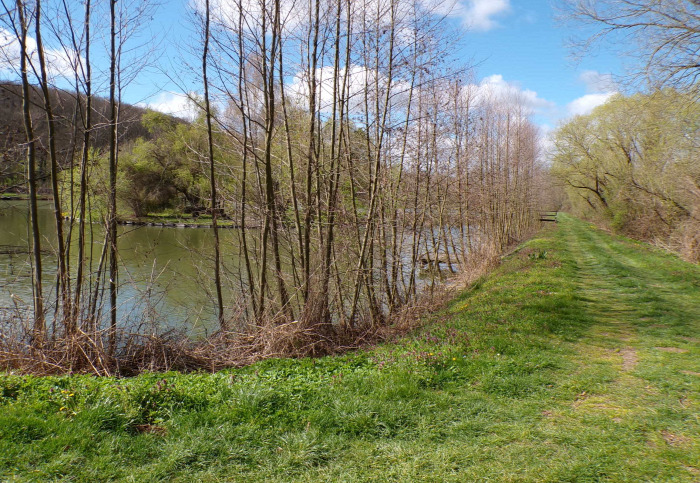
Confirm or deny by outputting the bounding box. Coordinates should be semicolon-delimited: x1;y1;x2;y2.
0;82;171;191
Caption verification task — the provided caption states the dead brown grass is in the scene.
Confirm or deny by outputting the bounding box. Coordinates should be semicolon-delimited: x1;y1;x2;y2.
0;290;452;376
0;242;504;376
661;430;692;447
620;347;638;371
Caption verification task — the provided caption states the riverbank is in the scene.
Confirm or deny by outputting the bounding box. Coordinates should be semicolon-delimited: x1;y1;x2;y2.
66;214;248;229
0;196;246;228
0;194;52;201
1;215;698;481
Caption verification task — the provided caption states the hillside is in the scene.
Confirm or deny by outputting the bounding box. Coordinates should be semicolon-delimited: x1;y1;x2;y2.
0;215;698;481
0;82;159;191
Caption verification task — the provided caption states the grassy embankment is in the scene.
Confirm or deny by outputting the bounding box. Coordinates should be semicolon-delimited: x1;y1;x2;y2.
1;214;698;481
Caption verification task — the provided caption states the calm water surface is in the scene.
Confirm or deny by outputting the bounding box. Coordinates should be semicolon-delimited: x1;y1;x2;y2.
0;200;242;334
0;200;463;334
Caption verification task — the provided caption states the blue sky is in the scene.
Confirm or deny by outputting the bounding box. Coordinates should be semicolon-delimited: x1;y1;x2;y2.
140;0;623;134
0;0;623;135
456;0;620;129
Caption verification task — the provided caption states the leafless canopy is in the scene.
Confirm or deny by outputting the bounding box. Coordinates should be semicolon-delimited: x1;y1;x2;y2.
562;0;700;95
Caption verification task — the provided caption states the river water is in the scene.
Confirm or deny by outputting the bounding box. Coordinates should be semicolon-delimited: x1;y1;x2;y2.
0;200;464;335
0;200;241;334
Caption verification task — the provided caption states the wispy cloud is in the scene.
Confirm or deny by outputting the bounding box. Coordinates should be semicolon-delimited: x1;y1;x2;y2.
564;70;617;117
199;0;511;36
421;0;511;31
579;70;617;94
462;0;511;31
566;92;616;117
475;74;555;113
0;28;82;80
141;91;199;121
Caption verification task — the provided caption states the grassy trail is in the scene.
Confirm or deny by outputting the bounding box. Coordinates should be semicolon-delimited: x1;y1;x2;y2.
548;215;700;480
1;215;698;481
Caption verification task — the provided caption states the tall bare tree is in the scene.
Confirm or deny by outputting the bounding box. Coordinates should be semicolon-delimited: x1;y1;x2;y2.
4;0;46;344
201;0;225;329
34;0;71;329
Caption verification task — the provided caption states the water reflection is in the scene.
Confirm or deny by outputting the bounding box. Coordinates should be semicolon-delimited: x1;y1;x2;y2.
0;200;239;334
0;200;465;334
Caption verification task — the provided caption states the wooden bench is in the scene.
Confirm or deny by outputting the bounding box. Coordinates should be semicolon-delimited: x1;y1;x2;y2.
539;211;558;223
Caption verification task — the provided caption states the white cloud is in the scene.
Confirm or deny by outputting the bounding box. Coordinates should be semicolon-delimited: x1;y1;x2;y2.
566;92;615;117
287;64;410;117
0;28;82;80
196;0;308;33
579;70;617;94
141;91;200;121
539;123;555;160
462;0;511;31
417;0;511;31
417;0;459;17
474;74;555;113
558;70;617;118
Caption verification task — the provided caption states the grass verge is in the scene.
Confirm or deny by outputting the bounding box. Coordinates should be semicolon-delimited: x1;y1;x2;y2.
1;214;698;481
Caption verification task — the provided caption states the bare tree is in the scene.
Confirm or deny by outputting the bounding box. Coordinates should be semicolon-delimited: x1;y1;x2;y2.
2;0;46;344
562;0;700;95
34;0;71;328
201;0;225;330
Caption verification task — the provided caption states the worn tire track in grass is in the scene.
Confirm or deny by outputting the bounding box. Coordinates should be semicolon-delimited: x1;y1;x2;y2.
561;214;699;360
556;214;700;478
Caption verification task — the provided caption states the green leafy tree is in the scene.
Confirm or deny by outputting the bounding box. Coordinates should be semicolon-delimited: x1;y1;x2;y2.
119;110;210;217
552;89;700;258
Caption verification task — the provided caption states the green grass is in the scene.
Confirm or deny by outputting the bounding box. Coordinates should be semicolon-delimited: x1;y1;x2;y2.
1;214;698;481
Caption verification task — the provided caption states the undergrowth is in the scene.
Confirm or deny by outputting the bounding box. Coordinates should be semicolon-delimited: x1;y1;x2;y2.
1;215;698;481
